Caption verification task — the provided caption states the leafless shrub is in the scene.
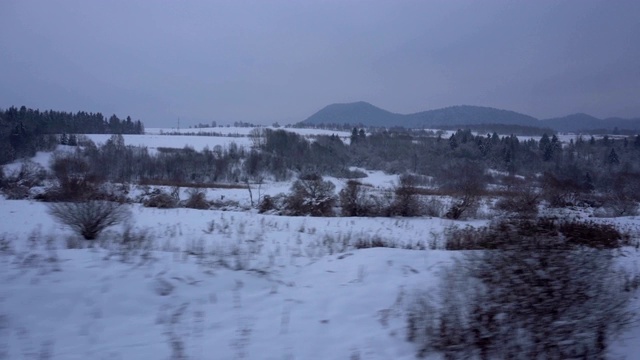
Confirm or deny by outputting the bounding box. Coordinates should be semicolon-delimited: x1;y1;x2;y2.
143;192;178;208
0;161;47;199
598;194;639;217
106;224;152;263
409;218;636;359
422;197;446;217
353;235;391;249
14;160;47;188
540;172;585;208
440;162;486;220
2;184;31;200
43;152;104;202
48;201;131;240
594;172;640;216
258;195;276;213
184;187;209;209
209;198;242;211
559;220;630;249
494;182;541;218
390;174;422;217
369;190;395;217
444;217;628;251
339;180;378;216
445;193;480;220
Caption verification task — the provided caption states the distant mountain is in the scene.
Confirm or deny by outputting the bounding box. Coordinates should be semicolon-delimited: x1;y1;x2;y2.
407;105;538;128
302;102;538;128
541;113;640;132
303;101;404;127
301;102;640;133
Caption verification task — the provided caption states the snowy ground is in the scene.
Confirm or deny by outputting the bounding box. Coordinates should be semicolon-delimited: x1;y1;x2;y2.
1;198;639;359
84;133;254;154
0;200;468;359
80;127;352;154
1;131;639;359
145;126;352;139
54;127;621;159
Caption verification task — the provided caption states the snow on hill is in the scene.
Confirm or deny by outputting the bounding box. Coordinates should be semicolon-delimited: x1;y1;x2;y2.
85;133;254;153
80;127;351;153
145;126;351;138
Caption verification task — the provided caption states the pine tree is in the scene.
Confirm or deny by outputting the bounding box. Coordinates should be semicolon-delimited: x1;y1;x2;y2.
539;133;550;151
68;134;78;146
449;134;458;149
350;127;359;145
607;148;620;165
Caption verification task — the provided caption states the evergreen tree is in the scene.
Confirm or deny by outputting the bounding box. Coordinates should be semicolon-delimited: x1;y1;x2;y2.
607;148;620;165
358;128;366;140
68;134;78;146
449;134;458;149
539;133;550;151
350;127;359;144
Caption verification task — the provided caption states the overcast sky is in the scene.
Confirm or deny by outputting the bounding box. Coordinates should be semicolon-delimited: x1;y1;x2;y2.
1;0;639;127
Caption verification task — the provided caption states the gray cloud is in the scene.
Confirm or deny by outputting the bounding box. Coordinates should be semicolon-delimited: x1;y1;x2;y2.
1;0;639;127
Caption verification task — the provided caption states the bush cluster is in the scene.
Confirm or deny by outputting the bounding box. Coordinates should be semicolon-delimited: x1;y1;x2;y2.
408;217;636;359
444;217;628;250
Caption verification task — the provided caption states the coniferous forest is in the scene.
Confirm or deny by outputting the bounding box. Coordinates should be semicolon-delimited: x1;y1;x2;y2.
0;106;144;164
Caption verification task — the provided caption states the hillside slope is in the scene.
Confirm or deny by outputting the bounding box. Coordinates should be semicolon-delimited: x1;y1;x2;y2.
303;101;404;127
302;102;640;132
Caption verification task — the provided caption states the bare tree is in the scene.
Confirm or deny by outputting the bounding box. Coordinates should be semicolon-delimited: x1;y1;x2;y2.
495;179;541;218
47;151;104;201
441;161;486;219
600;172;640;216
285;173;336;216
249;127;266;149
339;180;375;216
48;200;131;240
391;174;422;217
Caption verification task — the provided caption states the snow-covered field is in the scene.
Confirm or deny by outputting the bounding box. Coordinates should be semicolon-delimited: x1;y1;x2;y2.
0;199;470;359
81;127;352;154
1;199;639;359
76;127;620;156
145;126;352;138
84;133;254;153
1;129;640;359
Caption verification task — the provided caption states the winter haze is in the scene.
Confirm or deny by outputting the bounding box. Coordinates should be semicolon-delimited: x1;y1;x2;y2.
1;0;639;126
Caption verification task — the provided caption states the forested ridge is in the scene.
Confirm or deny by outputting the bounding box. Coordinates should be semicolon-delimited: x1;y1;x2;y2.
0;106;144;164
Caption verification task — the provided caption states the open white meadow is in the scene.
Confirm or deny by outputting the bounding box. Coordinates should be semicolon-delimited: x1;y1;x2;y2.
83;127;352;154
1;199;469;360
2;200;640;359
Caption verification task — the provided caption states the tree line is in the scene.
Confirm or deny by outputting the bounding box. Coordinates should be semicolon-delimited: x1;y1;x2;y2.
0;105;144;164
3;127;635;219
